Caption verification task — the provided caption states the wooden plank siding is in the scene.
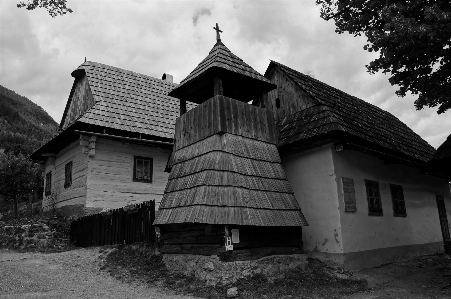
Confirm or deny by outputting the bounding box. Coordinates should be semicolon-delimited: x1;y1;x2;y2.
265;66;317;124
175;95;277;151
61;74;96;130
42;140;88;210
85;137;171;210
155;96;308;227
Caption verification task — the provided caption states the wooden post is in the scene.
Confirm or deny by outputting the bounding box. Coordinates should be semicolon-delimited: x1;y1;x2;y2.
260;91;268;109
150;201;155;242
214;77;223;96
180;99;187;115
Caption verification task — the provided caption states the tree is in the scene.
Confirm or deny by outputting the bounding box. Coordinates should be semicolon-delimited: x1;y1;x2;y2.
316;0;451;114
0;152;42;218
17;0;72;17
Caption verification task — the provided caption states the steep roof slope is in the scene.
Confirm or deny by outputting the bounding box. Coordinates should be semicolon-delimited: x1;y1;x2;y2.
431;135;451;161
178;41;271;88
271;61;435;163
168;41;275;103
64;61;195;140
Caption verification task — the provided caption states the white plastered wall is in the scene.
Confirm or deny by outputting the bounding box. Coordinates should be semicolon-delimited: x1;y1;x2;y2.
332;149;451;253
282;144;344;256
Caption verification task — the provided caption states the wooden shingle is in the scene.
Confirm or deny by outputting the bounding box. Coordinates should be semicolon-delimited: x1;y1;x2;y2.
271;61;435;163
62;61;196;140
155;96;308;227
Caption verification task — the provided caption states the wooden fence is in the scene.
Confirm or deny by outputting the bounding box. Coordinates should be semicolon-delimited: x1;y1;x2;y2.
70;201;155;247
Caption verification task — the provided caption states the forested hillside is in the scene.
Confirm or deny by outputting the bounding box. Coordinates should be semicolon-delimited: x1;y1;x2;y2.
0;85;58;155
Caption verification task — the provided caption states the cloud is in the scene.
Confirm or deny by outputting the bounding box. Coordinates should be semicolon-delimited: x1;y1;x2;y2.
0;0;448;148
192;8;211;26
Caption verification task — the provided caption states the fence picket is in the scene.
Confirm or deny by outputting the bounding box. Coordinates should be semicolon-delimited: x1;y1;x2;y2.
70;200;155;247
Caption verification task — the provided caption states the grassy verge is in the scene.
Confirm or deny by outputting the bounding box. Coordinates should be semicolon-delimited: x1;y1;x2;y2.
101;245;368;299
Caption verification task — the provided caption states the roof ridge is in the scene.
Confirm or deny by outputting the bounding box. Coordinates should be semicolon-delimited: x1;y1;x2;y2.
80;61;178;87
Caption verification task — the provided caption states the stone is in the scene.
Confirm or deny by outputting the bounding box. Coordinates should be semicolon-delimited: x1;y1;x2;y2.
36;233;46;239
242;269;252;277
334;272;349;279
227;287;238;298
38;239;48;248
203;261;214;271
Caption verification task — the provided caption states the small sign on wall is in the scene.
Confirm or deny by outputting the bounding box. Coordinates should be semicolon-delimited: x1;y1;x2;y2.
225;237;233;251
342;177;357;212
231;229;240;243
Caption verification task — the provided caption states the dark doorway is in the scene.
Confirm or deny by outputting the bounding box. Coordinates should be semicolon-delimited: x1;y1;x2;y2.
436;194;451;254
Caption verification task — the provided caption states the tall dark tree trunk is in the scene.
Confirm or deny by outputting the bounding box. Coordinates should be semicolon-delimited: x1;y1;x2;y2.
13;194;18;218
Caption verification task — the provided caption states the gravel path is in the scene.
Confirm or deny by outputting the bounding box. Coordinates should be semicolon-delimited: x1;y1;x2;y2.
0;248;196;299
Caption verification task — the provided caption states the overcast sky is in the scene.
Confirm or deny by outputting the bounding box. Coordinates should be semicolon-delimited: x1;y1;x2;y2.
0;0;449;148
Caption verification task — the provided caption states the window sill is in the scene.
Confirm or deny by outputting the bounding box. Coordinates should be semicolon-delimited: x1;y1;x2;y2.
393;213;407;217
133;179;152;183
368;212;383;216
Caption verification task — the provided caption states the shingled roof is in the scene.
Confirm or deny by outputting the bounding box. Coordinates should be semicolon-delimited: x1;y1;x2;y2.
180;41;270;87
64;61;195;140
431;135;451;161
169;41;275;102
271;61;435;163
154;96;308;227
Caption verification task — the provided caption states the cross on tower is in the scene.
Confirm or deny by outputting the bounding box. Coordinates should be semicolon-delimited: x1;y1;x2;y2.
213;23;223;41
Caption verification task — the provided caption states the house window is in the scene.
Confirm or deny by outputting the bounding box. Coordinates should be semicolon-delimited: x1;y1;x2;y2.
133;156;153;183
275;98;280;109
390;184;406;216
64;161;73;188
45;172;52;196
365;180;383;216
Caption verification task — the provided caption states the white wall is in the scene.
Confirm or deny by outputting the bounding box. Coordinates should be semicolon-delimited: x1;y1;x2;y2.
282;144;344;254
332;149;451;253
42;140;88;210
85;138;171;210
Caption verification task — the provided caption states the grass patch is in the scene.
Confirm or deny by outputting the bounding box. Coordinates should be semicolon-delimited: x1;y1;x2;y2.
102;245;368;299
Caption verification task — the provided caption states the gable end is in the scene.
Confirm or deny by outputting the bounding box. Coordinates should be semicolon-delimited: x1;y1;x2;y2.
60;71;96;130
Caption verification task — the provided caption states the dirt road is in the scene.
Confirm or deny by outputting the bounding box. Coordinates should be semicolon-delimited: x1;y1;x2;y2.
349;254;451;299
0;248;195;299
1;248;451;299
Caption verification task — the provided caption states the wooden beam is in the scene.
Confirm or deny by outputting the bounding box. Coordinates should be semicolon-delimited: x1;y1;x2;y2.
213;77;223;96
180;99;187;115
74;130;173;146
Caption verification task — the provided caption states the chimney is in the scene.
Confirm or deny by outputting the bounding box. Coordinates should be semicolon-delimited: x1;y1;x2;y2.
162;73;173;83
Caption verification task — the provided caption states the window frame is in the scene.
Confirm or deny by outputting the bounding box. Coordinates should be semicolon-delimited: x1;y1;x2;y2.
64;161;73;188
45;171;52;196
364;179;383;216
390;184;407;217
133;156;153;183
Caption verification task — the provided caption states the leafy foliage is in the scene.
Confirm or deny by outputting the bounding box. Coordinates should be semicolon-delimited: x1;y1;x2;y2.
0;152;42;218
317;0;451;114
17;0;72;17
0;85;58;155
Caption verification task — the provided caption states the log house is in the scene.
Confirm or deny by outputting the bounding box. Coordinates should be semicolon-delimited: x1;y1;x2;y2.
31;62;195;215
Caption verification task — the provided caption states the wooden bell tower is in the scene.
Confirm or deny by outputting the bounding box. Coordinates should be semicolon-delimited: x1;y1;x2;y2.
154;24;308;260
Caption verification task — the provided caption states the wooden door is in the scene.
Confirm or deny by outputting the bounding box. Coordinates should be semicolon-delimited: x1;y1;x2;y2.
436;194;451;254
